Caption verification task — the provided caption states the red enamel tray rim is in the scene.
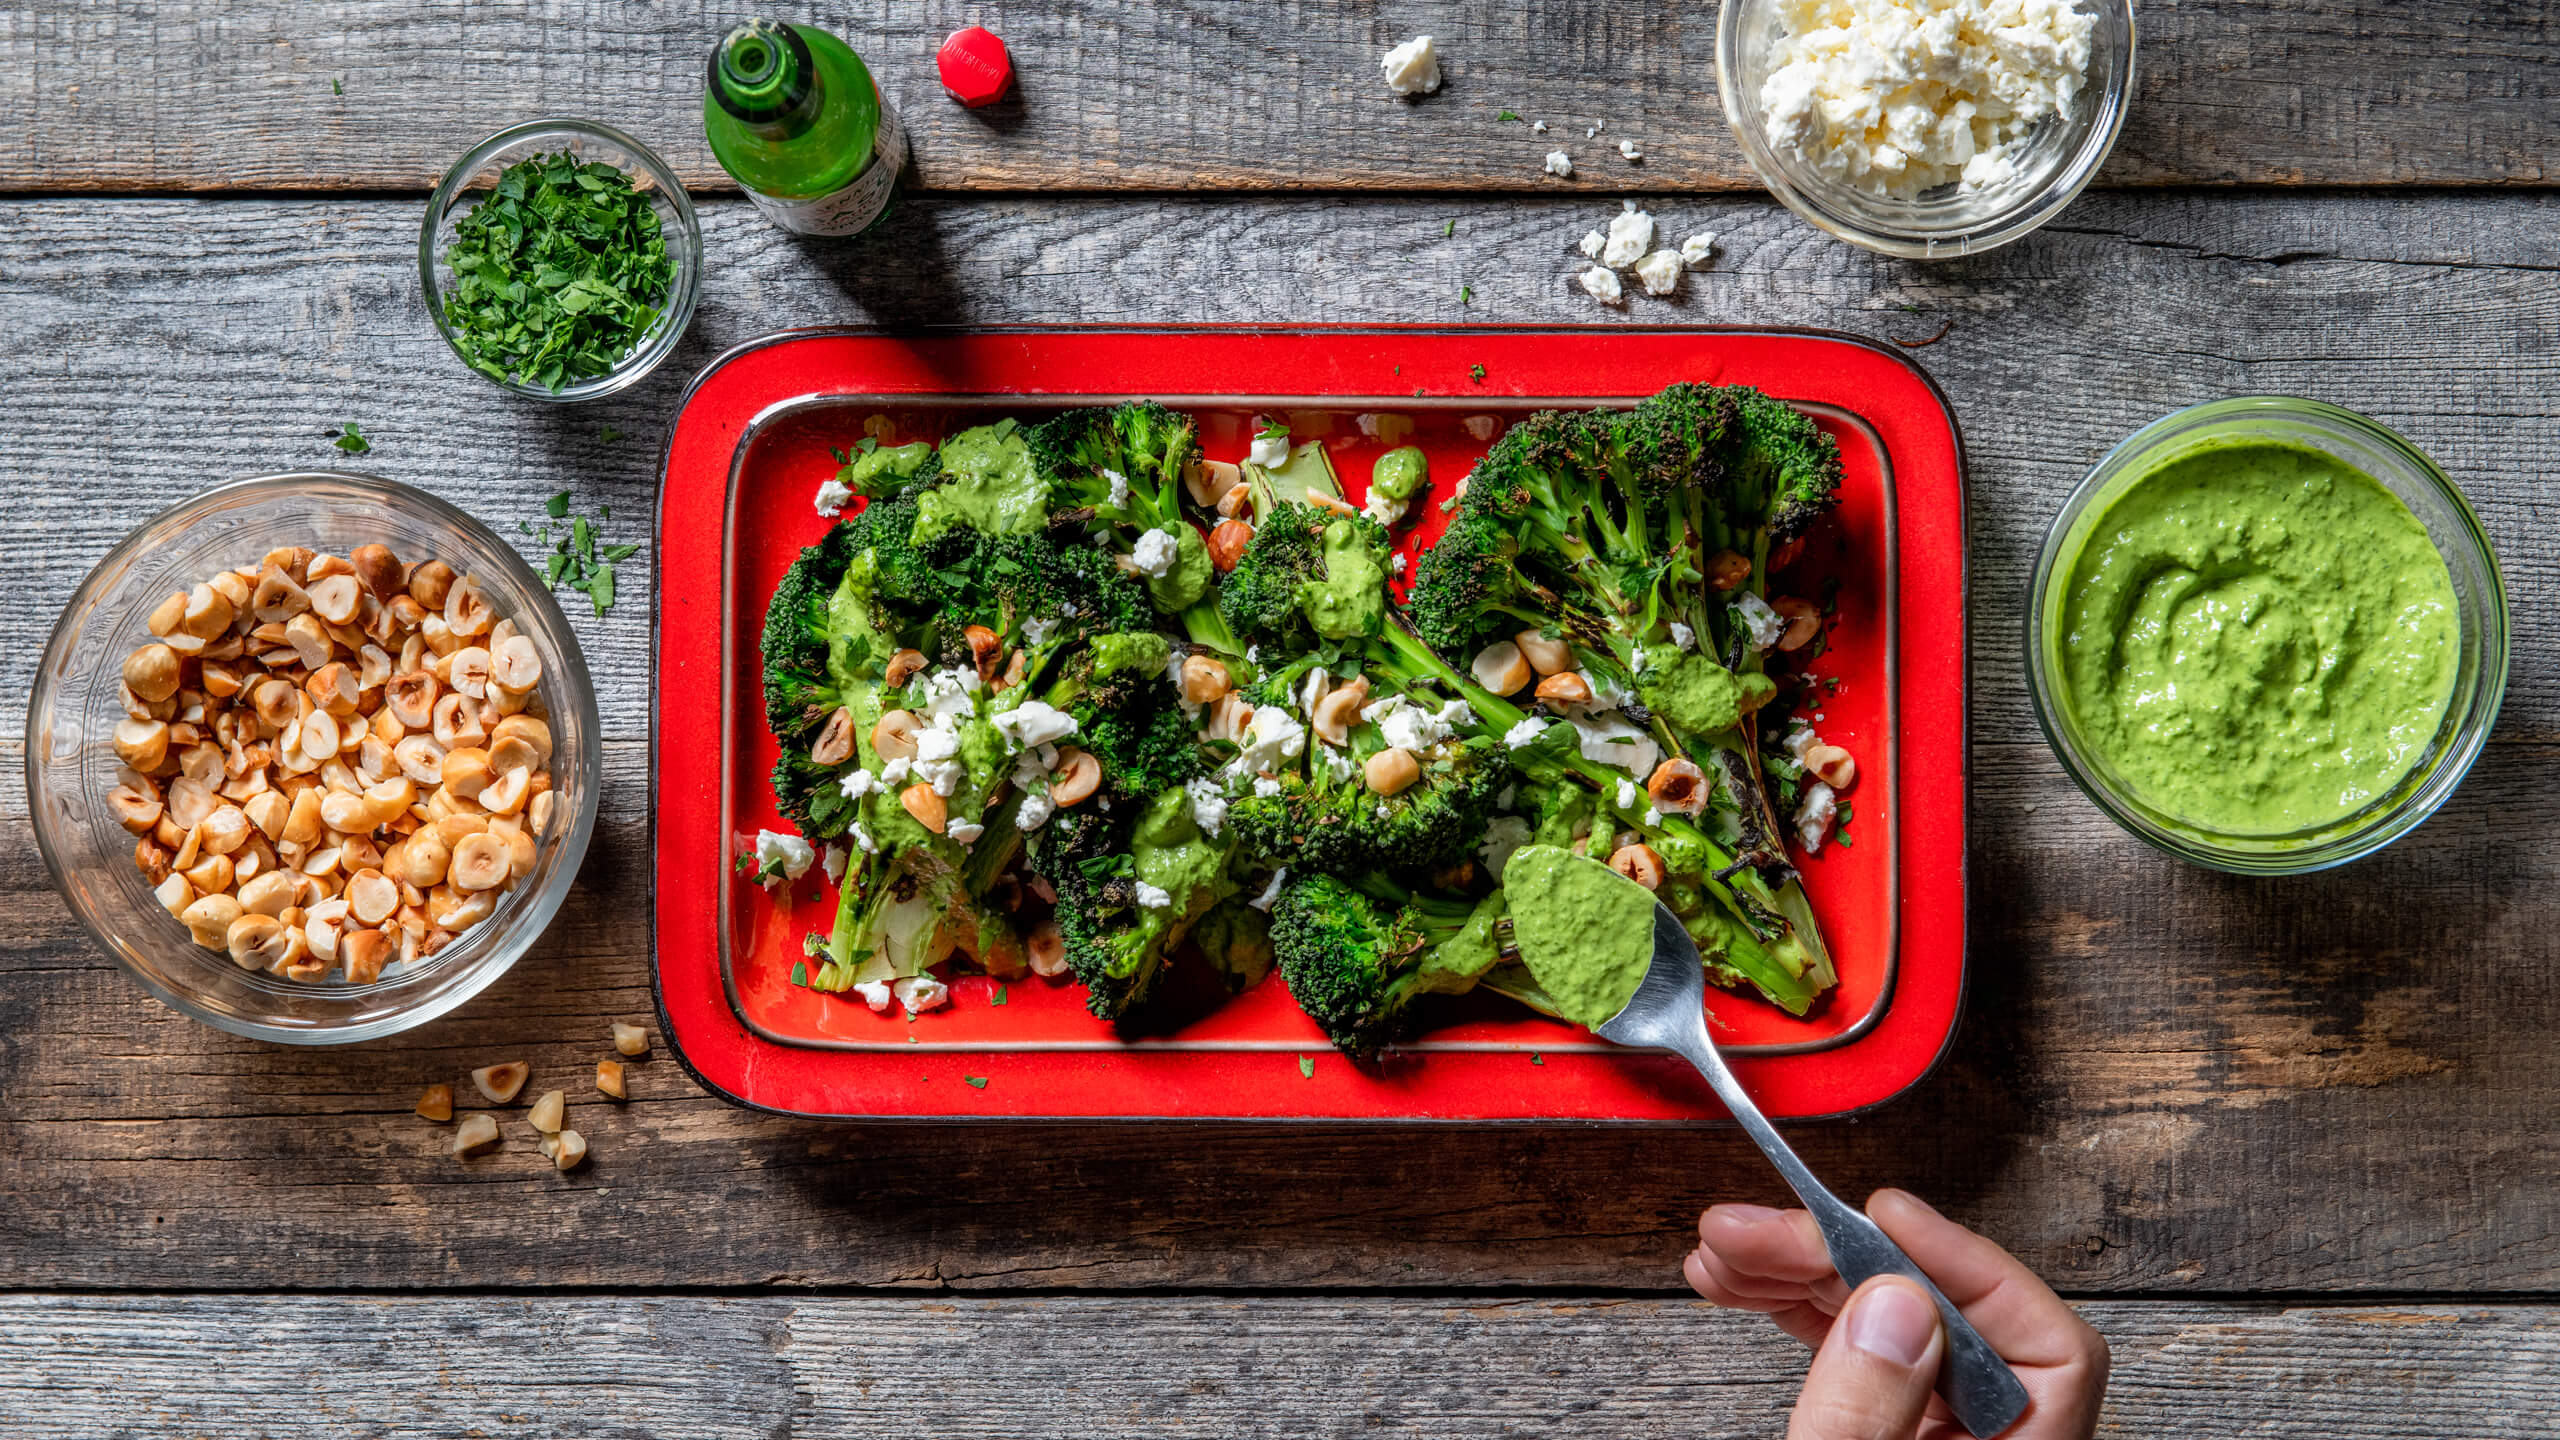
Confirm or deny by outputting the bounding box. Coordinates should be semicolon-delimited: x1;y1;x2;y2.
716;395;1898;1062
650;324;1971;1126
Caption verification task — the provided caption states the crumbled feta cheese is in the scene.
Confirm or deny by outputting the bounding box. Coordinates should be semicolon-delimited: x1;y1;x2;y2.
1017;791;1054;832
1134;881;1174;910
1735;591;1786;651
1601;207;1655;267
994;699;1079;752
1578;266;1624;305
918;761;966;798
1361;489;1409;527
1318;746;1356;783
821;844;847;884
1131;528;1181;577
1645;806;1662;827
838;767;881;802
1479;815;1534;878
1103;467;1130;512
1633;249;1683;296
1245;644;1261;665
1795;779;1839;852
1785;721;1825;766
1380;35;1443;94
1298;667;1331;719
1253;775;1284;798
753;829;815;882
1680;232;1718;266
1185;777;1229;838
1463;414;1504;442
1579;229;1606;259
1364;694;1454;752
1532;119;1549;133
1504;717;1550;749
854;980;894;1012
914;725;962;764
920;667;979;721
1758;0;2098;200
1668;620;1697;651
1228;705;1308;777
879;757;912;786
1022;616;1056;647
1618;137;1643;162
1544;150;1574;177
948;819;985;844
1248;867;1288;912
1615;778;1639;810
894;973;951;1015
812;478;853;517
1568;710;1661;778
1390;552;1408;574
847;820;878;855
1249;425;1291;468
1586;669;1636;711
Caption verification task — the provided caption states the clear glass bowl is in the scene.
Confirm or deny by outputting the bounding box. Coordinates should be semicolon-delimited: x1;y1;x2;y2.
419;118;703;403
25;472;603;1043
1717;0;2137;259
2028;398;2509;874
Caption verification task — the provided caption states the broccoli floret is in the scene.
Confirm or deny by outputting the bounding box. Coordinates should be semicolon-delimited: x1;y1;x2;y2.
1033;786;1241;1020
1271;873;1506;1054
1219;499;1396;651
1228;730;1513;879
1725;387;1843;546
1027;403;1241;652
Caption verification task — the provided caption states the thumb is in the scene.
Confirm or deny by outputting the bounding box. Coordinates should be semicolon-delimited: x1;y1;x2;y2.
1786;1277;1946;1440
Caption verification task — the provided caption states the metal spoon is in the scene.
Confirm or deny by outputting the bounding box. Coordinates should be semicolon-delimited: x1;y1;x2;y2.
1598;904;2031;1439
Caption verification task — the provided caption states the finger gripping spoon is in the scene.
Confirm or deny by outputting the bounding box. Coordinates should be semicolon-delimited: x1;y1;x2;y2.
1599;905;2031;1439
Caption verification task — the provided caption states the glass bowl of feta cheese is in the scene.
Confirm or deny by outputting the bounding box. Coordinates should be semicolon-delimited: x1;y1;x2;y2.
1717;0;2136;259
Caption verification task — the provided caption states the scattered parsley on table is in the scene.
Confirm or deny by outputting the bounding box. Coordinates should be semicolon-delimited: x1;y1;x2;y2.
1298;1056;1316;1079
328;421;369;455
530;489;643;616
439;152;674;393
991;984;1008;1006
1469;364;1487;383
964;1076;989;1089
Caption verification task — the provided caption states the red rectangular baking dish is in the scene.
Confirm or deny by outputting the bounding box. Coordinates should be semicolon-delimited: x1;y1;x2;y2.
654;327;1966;1122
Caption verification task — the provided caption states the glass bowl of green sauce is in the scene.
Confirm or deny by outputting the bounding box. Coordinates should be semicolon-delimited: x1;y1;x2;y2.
420;118;703;403
2028;397;2507;873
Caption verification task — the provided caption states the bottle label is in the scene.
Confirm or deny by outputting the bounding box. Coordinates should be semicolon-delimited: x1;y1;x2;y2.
745;94;906;236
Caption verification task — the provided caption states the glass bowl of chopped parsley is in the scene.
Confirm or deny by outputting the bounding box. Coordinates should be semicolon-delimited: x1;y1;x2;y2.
421;119;702;401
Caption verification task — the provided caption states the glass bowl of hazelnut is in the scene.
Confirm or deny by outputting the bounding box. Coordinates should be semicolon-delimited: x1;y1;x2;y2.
24;472;601;1043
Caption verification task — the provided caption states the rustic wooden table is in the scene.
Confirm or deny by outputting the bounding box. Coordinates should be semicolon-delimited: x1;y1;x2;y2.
5;4;2556;1433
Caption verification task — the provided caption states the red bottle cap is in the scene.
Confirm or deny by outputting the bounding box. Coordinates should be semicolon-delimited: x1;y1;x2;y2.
937;25;1013;108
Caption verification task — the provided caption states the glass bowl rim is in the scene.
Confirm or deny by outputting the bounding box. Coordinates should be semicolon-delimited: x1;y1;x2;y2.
1714;0;2139;260
417;116;703;404
2024;395;2511;875
24;468;605;1043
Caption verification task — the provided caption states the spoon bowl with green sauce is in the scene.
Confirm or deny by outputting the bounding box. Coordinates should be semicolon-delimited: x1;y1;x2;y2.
2030;397;2507;873
1502;846;2033;1437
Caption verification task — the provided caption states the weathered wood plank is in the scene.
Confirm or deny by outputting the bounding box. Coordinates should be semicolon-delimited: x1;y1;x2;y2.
4;192;2555;1296
1;190;2555;758
5;2;2559;193
0;1295;2552;1439
1;745;2553;1295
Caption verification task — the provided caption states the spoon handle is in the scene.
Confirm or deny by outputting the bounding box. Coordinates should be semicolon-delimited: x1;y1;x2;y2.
1638;975;2029;1436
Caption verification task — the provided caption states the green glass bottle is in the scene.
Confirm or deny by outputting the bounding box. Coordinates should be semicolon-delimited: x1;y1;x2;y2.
704;19;906;236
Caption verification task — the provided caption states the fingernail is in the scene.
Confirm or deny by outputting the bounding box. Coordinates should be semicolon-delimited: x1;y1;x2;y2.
1844;1282;1937;1368
1716;1203;1784;1224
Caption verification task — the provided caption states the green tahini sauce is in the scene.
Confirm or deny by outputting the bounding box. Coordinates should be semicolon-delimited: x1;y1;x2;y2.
2054;437;2458;836
1502;845;1658;1029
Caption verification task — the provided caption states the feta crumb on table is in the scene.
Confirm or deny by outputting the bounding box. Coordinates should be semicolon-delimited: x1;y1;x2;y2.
1680;232;1718;266
1633;249;1683;295
1579;229;1606;259
1380;35;1443;95
1618;137;1643;162
1544;150;1574;177
1578;265;1625;305
1601;207;1655;267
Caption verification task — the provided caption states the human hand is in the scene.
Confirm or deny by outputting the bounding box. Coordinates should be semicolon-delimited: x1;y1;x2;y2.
1684;1189;2107;1440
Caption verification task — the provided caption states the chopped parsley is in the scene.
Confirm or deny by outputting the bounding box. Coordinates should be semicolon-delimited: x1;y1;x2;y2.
332;78;343;96
964;1076;989;1089
1468;364;1487;383
1498;109;1522;123
1460;285;1474;306
599;425;623;444
1298;1056;1315;1079
529;491;643;617
991;984;1008;1007
1443;218;1455;237
329;421;370;455
439;151;674;393
1531;1053;1545;1066
790;961;809;986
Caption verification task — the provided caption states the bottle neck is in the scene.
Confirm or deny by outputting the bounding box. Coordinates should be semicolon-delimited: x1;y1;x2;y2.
709;20;824;138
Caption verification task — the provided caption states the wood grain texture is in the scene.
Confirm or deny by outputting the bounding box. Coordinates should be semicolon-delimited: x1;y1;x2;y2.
6;2;2560;193
4;192;2557;1296
1;1295;2553;1438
